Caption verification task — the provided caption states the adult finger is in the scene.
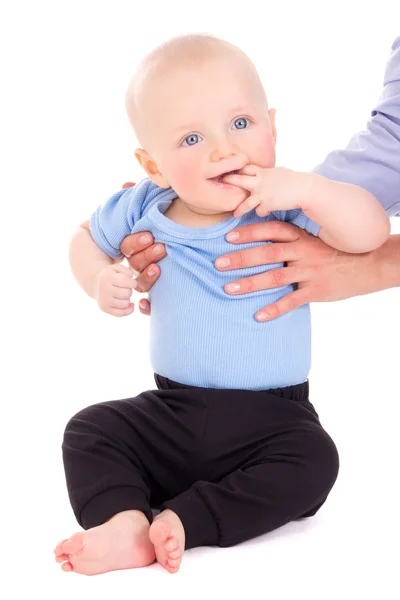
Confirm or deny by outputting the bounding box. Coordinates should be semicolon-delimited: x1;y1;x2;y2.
120;232;155;260
134;263;161;293
225;220;302;244
255;288;311;322
125;243;166;274
223;266;315;294
138;298;151;315
215;242;300;271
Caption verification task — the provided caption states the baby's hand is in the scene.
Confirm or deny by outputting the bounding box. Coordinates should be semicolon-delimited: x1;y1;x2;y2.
94;264;137;317
222;166;304;219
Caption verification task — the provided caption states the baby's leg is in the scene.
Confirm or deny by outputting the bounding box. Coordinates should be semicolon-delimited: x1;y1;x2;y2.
56;386;208;574
157;383;339;550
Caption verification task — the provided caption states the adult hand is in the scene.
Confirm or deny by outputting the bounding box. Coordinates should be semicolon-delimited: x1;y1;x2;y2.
120;232;166;316
119;183;166;316
215;221;375;322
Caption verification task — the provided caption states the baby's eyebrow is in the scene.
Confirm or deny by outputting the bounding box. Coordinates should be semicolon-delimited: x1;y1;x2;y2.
173;124;200;135
228;106;248;114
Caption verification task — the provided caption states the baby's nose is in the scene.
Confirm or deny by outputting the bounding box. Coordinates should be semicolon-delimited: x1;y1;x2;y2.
210;140;240;162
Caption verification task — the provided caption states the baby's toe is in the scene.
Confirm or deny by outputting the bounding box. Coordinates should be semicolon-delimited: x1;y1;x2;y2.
54;539;68;555
165;538;178;553
55;554;69;563
61;562;73;572
62;532;85;555
168;548;181;559
167;557;181;568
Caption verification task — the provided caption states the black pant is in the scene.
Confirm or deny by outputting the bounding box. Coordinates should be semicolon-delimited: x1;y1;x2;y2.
62;375;339;550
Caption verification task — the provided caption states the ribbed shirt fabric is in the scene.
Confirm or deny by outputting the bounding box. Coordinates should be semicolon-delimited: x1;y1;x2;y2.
90;179;319;390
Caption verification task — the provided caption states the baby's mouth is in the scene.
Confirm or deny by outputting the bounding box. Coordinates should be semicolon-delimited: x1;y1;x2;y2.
209;169;238;183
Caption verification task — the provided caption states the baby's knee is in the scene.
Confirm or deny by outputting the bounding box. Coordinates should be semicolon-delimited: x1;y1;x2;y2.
63;403;107;446
307;426;340;491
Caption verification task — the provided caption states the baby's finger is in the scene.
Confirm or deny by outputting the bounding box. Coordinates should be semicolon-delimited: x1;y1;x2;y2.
109;303;135;317
112;286;133;300
255;205;270;217
237;164;260;176
110;297;133;309
113;274;138;289
221;173;257;190
234;195;261;218
112;263;135;278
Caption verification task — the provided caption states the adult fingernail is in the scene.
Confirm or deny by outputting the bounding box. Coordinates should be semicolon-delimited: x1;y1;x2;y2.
147;266;156;276
226;283;241;293
226;231;239;241
257;312;269;321
153;244;163;255
216;257;230;268
140;234;152;244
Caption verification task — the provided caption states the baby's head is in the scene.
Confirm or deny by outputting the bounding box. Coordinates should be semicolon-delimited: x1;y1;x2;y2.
126;34;277;216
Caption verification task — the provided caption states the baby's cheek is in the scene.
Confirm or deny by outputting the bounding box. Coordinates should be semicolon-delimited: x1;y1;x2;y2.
250;134;276;168
170;161;197;191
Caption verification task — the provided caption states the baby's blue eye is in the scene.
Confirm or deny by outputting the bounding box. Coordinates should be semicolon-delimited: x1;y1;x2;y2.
233;118;248;130
183;134;200;146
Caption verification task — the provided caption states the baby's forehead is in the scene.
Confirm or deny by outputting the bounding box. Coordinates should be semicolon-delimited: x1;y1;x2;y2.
126;35;266;142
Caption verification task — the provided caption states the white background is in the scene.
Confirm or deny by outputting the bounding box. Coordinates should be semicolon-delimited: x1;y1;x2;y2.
1;1;400;598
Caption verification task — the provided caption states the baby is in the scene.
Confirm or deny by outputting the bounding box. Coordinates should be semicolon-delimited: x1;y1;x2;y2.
54;34;389;575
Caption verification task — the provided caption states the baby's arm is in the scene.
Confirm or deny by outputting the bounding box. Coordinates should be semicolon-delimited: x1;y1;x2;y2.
224;166;390;254
69;220;136;316
298;173;390;253
69;179;163;314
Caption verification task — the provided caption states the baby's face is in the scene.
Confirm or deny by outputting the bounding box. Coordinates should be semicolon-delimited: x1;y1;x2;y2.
140;56;277;215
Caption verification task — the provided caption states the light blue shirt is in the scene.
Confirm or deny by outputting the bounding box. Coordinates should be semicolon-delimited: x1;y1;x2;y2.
90;180;319;390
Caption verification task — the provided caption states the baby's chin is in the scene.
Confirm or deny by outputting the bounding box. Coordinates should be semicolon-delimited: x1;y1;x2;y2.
177;187;248;217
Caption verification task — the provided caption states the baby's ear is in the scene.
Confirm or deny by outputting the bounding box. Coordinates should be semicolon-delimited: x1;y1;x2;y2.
135;149;170;188
269;108;277;145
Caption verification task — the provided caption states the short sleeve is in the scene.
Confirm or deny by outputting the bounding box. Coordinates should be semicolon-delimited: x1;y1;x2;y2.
313;37;400;217
89;179;160;259
271;209;320;237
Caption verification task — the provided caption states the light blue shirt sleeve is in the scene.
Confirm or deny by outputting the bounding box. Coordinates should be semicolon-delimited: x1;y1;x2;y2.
89;179;161;259
271;209;320;236
313;37;400;217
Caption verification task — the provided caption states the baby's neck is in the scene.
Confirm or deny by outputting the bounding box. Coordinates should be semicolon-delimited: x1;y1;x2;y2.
164;198;234;228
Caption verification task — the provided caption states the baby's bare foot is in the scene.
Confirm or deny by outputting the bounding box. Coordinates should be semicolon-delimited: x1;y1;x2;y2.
53;510;155;575
149;509;185;574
